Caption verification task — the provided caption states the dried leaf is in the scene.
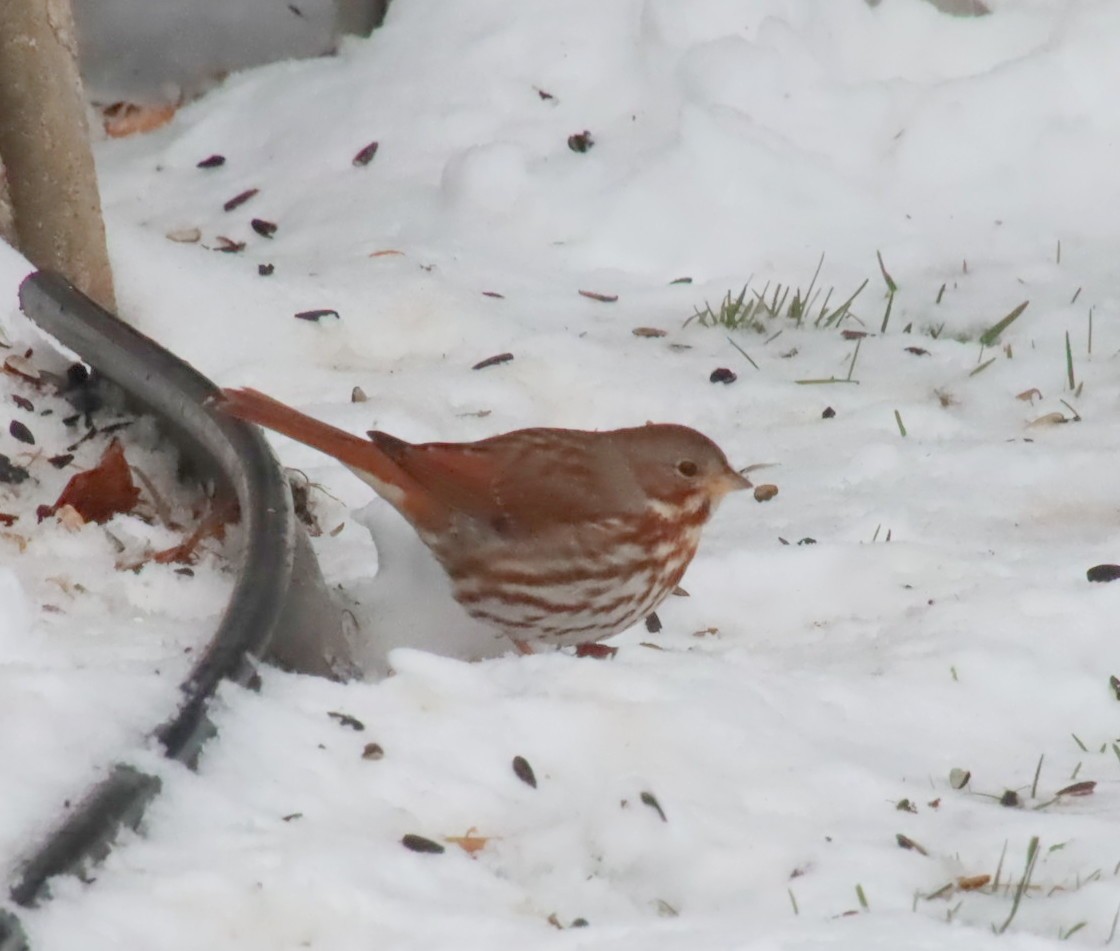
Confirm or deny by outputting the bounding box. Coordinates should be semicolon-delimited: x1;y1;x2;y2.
446;827;491;855
50;439;140;524
103;102;176;137
213;236;246;253
574;643;618;659
957;874;991;891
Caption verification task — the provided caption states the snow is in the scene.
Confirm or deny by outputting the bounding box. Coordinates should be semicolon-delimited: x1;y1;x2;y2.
5;0;1120;947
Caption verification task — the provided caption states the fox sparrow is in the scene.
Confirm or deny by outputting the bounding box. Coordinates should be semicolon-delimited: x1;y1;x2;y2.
217;388;749;650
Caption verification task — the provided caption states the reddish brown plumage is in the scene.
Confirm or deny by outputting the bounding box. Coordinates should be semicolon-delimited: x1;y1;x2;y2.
216;387;749;650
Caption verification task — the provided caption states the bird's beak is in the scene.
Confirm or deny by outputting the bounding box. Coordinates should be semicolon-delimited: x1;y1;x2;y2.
713;468;752;496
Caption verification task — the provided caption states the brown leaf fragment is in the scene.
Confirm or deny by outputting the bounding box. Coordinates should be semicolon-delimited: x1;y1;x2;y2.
896;833;928;855
1016;387;1042;402
957;874;991;892
1087;565;1120;583
472;352;514;370
223;187;259;212
327;711;365;731
147;507;231;566
196;154;226;169
481;291;505;299
12;395;33;411
50;439;139;524
632;327;667;338
294;309;340;322
0;513;16;526
401;834;445;854
9;420;33;444
213;236;246;253
578;289;617;302
575;642;618;659
753;484;778;502
640;790;667;822
251;218;278;238
1056;780;1096;797
512;755;537;788
927;798;941;809
352;141;380;166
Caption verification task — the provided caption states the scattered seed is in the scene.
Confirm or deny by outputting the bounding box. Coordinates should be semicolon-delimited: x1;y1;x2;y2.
166;227;201;243
896;833;928;856
327;711;365;731
999;789;1020;807
294;309;340;322
797;537;817;546
1087;565;1120;583
0;513;15;526
12;395;32;412
362;742;385;760
251;218;278;238
905;347;930;356
578;289;618;302
671;586;689;597
632;327;667;338
352;141;380;166
640;790;667;822
669;276;693;285
841;329;867;340
223;188;259;212
213;236;246;253
512;755;537;788
472;352;514;370
644;612;662;633
481;291;505;299
401;834;445;854
753;484;778;503
574;642;618;659
709;367;737;384
822;406;836;419
567;130;594;153
197;154;226;168
9;420;34;445
258;263;275;276
1111;675;1120;699
958;874;991;891
536;88;555;101
281;812;302;822
351;386;368;403
571;919;589;928
48;453;74;469
174;567;194;577
896;798;917;813
0;454;27;484
949;768;971;789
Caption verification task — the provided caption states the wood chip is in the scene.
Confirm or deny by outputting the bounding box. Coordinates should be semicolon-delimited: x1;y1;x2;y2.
213;236;246;253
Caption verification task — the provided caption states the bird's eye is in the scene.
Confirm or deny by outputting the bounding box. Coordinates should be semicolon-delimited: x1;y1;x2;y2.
677;460;699;478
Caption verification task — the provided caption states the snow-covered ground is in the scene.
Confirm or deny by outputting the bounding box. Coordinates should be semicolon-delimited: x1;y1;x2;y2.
5;0;1120;947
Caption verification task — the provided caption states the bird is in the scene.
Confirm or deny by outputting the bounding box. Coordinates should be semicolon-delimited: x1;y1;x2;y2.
215;387;750;652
